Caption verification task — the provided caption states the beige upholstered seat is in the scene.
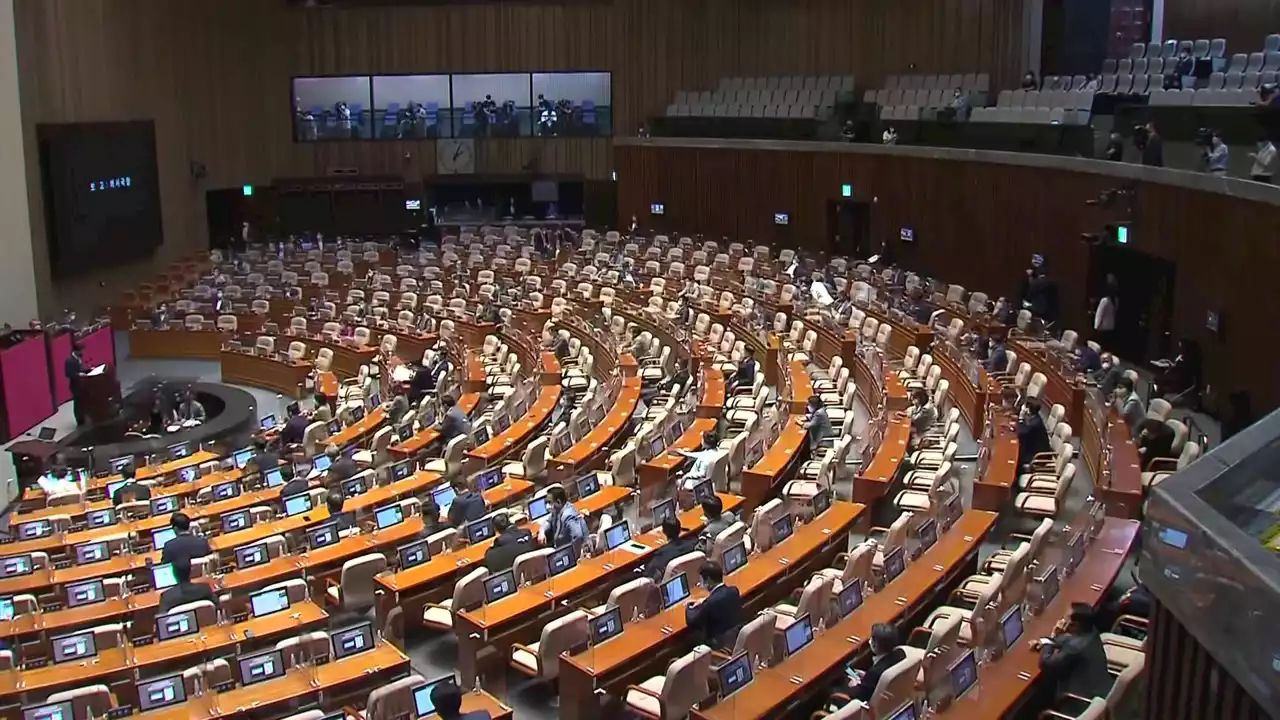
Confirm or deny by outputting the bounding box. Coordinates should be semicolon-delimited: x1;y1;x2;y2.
623;645;713;719
509;610;590;679
423;566;488;630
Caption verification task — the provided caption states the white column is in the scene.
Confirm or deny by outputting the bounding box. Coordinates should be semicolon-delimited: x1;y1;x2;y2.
0;0;37;326
1024;0;1045;76
1150;0;1165;42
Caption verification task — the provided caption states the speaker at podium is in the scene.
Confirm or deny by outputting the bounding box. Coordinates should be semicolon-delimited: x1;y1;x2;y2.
80;364;123;426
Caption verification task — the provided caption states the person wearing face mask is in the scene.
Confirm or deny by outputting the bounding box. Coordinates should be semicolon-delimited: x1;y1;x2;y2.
684;561;743;651
1250;134;1276;183
1114;376;1146;437
836;623;907;704
906;388;937;449
1016;397;1051;470
1094;352;1123;397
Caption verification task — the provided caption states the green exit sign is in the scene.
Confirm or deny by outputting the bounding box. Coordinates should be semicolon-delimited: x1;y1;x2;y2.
242;185;254;196
841;184;852;198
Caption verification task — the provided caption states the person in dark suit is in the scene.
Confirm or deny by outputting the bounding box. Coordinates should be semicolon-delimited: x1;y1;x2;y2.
1016;397;1051;470
985;335;1009;374
280;405;309;446
428;681;492;720
157;558;219;615
65;341;88;425
279;470;311;500
1136;419;1177;471
325;444;358;485
1036;604;1113;699
446;477;488;528
482;514;534;572
249;437;279;477
644;519;695;582
422;497;448;535
730;346;757;393
326;490;357;532
685;561;743;651
841;623;908;703
436;394;472;444
159;513;212;567
112;465;152;506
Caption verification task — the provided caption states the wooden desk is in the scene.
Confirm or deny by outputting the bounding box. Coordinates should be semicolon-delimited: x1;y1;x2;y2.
328;406;388;448
1083;412;1144;520
637;418;719;506
852;415;911;505
21;452;219;508
934;518;1140;718
559;501;867;720
219;350;313;398
548;376;642;484
454;494;747;689
932;350;992;439
467;378;561;469
697;367;727;419
139;642;410;720
970;412;1024;512
0;601;328;699
375;484;634;631
692;510;1000;720
422;692;513;720
130;328;225;360
390;392;482;457
1007;339;1086;436
739;361;814;511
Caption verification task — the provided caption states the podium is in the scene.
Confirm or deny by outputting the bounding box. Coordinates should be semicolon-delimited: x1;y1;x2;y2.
81;364;122;426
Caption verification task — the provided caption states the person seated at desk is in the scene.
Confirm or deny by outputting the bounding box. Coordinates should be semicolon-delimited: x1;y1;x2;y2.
1033;604;1113;700
483;514;534;572
1094;352;1122;397
985;334;1010;374
422;498;448;536
730;346;757;394
311;391;334;424
325;490;357;532
280;468;313;500
1016;397;1051;471
429;681;492;720
1113;376;1146;438
384;387;411;426
797;395;833;453
112;465;152;506
673;431;722;489
249;437;279;476
435;394;472;443
408;361;438;407
174;388;206;422
646;359;692;404
1076;343;1102;375
834;623;908;704
906;388;938;450
148;394;175;435
157;558;219;615
446;477;488;528
1135;418;1178;471
325;444;358;484
159;513;212;567
696;495;739;552
645;519;695;582
281;404;309;446
37;455;83;497
539;486;588;553
685;561;743;651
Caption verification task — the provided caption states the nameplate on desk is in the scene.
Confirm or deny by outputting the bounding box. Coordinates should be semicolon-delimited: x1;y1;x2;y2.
963;535;974;542
822;528;832;535
789;675;804;684
1090;583;1104;591
894;596;908;606
778;557;790;566
1017;671;1033;681
846;635;861;644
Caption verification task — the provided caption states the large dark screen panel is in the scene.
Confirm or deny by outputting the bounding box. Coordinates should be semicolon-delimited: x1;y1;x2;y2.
38;122;163;278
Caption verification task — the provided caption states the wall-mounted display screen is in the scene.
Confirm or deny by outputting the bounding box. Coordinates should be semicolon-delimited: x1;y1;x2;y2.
293;76;373;140
294;72;611;142
371;75;451;140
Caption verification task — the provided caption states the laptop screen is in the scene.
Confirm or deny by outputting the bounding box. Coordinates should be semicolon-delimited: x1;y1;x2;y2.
1001;605;1024;649
327;419;342;435
168;443;188;460
527;496;550;522
604;522;631;551
105;479;128;501
109;455;132;473
51;631;97;664
772;514;794;544
235;542;271;568
432;486;456;514
549;545;577;576
576;473;600;499
399;540;430;569
397;424;414;441
476;468;503;491
66;579;105;608
783;614;814;656
722;541;747;575
311;454;332;473
137;673;187;711
375;504;405;530
156;609;200;641
233;449;254;469
473;426;491;447
342;476;368;498
590;605;624;645
483;569;517;603
352;406;366;422
651;498;676;529
813;488;832;517
259;415;276;430
659;574;690;609
465;518;495;544
308;523;341;550
392;459;414;481
330;621;375;660
883;546;906;583
412;677;456;718
21;701;75;720
86;508;116;528
179;466;198;483
717;653;753;698
838;581;863;617
151;563;178;590
152;527;178;552
213;481;240;501
222;510;250;532
691;479;715;503
1037;565;1060;606
918;518;938;551
949;650;978;699
151;496;180;515
264;467;285;488
0;555;34;578
16;520;51;540
0;597;14;621
284;493;312;517
74;541;110;565
237;648;286;686
250;588;290;618
649;436;665;460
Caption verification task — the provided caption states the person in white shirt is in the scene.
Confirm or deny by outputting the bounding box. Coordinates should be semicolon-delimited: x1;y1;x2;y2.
38;456;84;497
1093;274;1118;349
675;431;722;489
1249;136;1275;184
810;280;834;307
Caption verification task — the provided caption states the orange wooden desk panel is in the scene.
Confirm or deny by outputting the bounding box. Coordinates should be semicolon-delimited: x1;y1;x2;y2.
538;350;563;386
11;463;254;524
468;382;560;466
739;360;815;510
461;350;486;393
129;328;225;360
786;359;814;412
22;452;219;505
934;519;1140;718
970;412;1024;512
453;494;747;688
376;484;634;625
693;510;1000;720
219;350;313;399
0;601;328;698
1007;339;1086;434
637;418;720;505
696;367;727;419
139;643;410;720
328;406;388;447
1085;414;1144;520
852;416;910;505
549;376;642;483
559;501;867;720
391;392;482;456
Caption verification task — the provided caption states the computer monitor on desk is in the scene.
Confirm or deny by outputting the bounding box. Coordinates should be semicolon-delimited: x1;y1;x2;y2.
590;605;624;645
136;672;187;711
783;614;814;657
21;700;75;720
715;652;754;700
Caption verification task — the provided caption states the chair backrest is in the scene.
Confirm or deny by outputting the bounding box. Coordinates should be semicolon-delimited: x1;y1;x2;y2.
536;610;590;679
658;645;713;719
166;600;218;628
366;674;426;720
46;685;112;720
661;550;707;587
841;540;877;591
606;577;655;621
730;609;776;668
870;653;924;718
794;573;836;628
451;566;490;612
1107;652;1145;705
338;553;389;609
513;547;554;586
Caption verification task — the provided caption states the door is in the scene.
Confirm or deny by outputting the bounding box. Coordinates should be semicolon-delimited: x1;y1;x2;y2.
1086;243;1175;365
828;199;871;258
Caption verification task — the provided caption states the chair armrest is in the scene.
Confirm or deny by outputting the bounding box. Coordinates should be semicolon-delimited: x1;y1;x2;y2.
509;642;542;675
907;626;933;648
324;577;341;605
625;684;667;719
1006;531;1033;543
1113;614;1150;638
1025;480;1060;494
1146;457;1179;472
1030;450;1059;462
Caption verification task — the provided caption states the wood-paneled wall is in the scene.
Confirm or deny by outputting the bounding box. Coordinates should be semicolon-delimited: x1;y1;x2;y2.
15;0;1029;314
615;141;1280;413
1163;0;1280;55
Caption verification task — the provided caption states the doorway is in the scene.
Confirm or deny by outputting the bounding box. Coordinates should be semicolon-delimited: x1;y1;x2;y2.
827;199;871;258
1086;243;1175;365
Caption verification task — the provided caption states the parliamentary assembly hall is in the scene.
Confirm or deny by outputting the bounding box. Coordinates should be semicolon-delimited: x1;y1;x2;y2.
0;0;1275;718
